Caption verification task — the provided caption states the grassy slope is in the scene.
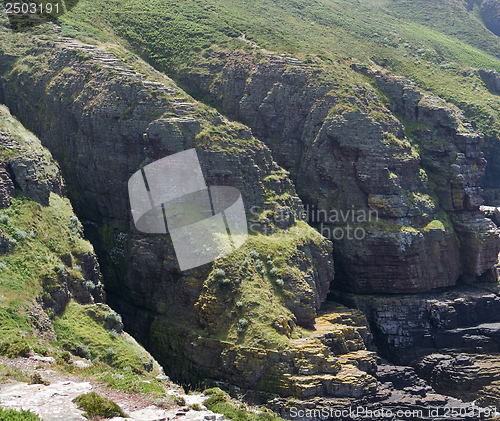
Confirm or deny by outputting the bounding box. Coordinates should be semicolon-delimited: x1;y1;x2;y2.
0;105;93;305
197;222;327;349
55;0;500;139
0;105;167;405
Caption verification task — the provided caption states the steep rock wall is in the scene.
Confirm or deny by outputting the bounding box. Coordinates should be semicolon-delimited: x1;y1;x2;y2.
370;69;500;281
0;36;340;394
178;52;500;292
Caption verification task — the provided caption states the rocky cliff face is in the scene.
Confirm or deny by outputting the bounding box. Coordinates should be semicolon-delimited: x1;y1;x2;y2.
0;104;104;313
2;22;500;415
477;68;500;207
332;285;500;364
368;69;500;282
330;283;500;408
0;34;340;396
177;52;500;293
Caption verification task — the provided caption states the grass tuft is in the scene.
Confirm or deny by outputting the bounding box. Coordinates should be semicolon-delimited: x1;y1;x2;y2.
72;392;127;419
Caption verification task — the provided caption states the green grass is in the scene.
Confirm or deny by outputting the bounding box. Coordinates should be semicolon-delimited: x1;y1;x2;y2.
96;371;165;396
72;392;127;419
0;105;94;304
0;305;33;358
0;364;32;384
424;219;446;232
0;193;92;300
53;301;160;374
49;0;500;140
195;221;328;348
0;407;41;421
203;388;282;421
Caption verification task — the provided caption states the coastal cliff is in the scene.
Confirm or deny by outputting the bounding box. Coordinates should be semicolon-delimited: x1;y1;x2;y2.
1;6;500;418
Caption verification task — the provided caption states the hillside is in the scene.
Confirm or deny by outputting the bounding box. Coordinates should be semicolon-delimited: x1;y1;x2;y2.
56;0;500;192
55;0;500;125
1;0;500;419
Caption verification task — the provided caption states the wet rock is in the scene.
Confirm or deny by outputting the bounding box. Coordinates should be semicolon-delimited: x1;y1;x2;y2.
375;364;432;396
415;353;500;403
332;285;500;364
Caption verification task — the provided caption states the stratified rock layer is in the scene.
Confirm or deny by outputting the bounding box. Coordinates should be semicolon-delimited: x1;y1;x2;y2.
415;353;500;405
0;37;336;395
364;68;500;282
179;53;500;293
331;285;500;365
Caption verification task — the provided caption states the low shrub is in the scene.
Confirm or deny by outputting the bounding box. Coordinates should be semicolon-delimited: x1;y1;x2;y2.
76;344;91;359
218;278;231;286
0;407;41;420
237;319;248;333
215;268;226;278
104;312;122;325
0;340;31;358
60;351;71;363
72;392;127;419
29;372;50;386
249;250;259;259
13;229;27;241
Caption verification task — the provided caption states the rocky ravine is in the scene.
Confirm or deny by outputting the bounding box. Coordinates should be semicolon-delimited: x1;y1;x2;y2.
1;23;500;419
0;32;354;400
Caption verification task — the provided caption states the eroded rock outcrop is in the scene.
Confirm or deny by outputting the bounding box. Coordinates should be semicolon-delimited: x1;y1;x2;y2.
0;35;338;396
1;26;499;412
416;353;500;406
270;360;479;421
369;69;500;282
332;285;500;364
0;105;104;312
178;52;500;293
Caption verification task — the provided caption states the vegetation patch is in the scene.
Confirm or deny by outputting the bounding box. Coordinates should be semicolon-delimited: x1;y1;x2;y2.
72;392;127;419
0;193;93;301
203;388;281;421
195;221;327;348
53;301;158;374
0;407;41;421
97;370;165;396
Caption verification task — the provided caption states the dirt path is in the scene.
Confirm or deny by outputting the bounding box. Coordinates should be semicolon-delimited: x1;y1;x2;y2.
0;357;224;421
